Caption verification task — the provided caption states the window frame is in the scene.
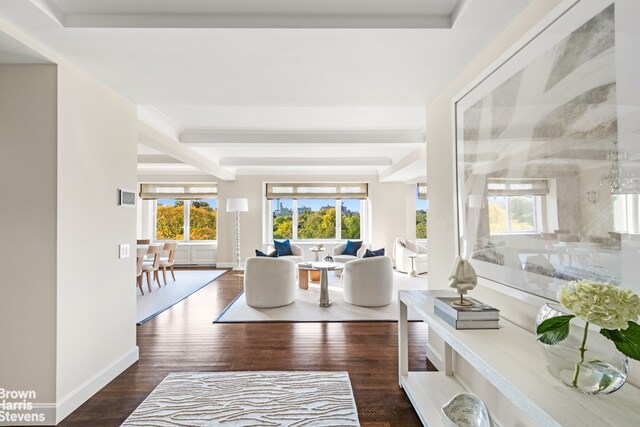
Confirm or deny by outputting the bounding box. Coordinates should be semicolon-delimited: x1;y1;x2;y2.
268;198;365;242
153;199;218;242
487;194;541;235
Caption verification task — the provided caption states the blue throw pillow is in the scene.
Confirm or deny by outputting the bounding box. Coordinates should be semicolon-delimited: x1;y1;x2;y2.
342;240;363;256
363;248;385;258
256;249;278;258
273;239;293;256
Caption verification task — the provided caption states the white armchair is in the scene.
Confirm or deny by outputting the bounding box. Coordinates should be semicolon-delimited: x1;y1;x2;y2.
332;241;370;264
267;242;304;264
395;238;428;274
244;257;297;308
342;256;394;306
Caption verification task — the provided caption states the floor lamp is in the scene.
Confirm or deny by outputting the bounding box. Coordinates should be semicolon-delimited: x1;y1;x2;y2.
227;198;249;271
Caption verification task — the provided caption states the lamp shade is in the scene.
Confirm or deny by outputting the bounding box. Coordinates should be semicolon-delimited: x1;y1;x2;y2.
226;198;249;212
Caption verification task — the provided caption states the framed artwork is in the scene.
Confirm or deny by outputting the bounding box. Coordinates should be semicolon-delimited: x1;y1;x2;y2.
454;0;640;299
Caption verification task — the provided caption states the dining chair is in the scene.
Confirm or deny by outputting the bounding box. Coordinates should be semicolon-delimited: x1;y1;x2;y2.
159;242;178;285
137;239;151;244
136;247;148;295
142;244;163;291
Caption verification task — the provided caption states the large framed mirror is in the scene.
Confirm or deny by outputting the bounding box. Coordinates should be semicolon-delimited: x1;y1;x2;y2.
455;0;640;300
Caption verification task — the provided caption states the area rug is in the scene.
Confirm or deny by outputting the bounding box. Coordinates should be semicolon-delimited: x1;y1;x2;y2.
121;371;360;426
214;271;426;323
137;270;226;325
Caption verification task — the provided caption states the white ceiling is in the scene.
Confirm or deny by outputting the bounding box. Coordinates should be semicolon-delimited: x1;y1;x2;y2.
0;0;532;180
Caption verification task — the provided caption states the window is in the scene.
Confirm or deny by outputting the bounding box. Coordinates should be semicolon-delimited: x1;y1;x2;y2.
297;199;336;239
141;184;218;241
273;199;293;239
613;194;640;233
488;195;536;233
341;199;361;239
266;183;367;241
416;184;428;239
486;179;546;234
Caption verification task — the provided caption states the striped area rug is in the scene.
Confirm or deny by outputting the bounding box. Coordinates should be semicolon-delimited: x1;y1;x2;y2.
121;371;360;426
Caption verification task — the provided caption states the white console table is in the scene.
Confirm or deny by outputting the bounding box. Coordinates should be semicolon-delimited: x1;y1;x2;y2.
398;290;640;427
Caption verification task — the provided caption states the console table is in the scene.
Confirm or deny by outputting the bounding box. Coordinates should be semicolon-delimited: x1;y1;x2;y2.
398;290;640;426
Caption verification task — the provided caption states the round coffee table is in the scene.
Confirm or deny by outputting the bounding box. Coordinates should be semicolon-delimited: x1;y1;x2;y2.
297;262;344;307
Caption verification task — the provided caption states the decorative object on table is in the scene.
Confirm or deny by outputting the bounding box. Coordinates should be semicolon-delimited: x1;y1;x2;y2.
434;296;499;330
310;244;326;262
323;255;334;262
448;256;478;306
536;280;640;394
226;198;249;271
441;393;492;427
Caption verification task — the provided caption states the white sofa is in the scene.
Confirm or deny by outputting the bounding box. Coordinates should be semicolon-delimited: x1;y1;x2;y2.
244;257;297;308
342;256;394;306
395;238;428;274
267;242;304;264
331;241;370;264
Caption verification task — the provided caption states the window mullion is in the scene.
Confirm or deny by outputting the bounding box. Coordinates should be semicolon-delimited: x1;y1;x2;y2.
292;200;299;240
184;200;190;241
336;200;342;240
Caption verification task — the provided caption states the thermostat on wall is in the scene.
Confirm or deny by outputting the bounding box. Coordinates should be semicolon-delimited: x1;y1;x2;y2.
118;189;136;207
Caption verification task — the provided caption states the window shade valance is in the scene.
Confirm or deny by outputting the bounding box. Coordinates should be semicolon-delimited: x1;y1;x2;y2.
140;183;218;200
417;183;428;200
487;179;549;196
266;183;368;200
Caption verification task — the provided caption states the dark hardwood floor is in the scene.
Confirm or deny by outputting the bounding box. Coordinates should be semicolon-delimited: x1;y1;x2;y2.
60;269;433;426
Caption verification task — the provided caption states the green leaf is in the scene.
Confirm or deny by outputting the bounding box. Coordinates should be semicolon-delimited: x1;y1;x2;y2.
536;315;575;345
600;321;640;361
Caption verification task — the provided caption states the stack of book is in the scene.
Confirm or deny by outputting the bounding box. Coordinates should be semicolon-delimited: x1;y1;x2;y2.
433;296;499;329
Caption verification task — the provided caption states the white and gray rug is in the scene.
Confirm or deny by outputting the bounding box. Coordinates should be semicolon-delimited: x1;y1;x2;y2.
215;271;426;323
137;270;226;324
121;371;360;426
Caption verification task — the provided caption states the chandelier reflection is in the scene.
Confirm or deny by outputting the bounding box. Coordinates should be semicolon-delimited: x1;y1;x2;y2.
600;149;634;193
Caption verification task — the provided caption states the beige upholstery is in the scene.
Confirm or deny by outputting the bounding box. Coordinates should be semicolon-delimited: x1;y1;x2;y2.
267;242;304;264
142;244;163;291
332;241;370;264
342;256;394;307
159;241;178;285
244;257;297;308
395;238;428;274
136;247;147;295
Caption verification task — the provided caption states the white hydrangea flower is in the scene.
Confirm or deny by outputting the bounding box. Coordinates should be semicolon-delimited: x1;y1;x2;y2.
557;280;640;330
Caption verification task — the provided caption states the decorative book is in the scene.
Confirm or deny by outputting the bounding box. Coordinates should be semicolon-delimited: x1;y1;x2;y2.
434;296;499;321
434;306;499;330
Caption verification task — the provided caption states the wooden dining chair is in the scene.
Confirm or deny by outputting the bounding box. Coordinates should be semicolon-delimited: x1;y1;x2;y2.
142;244;163;291
160;242;178;285
136;247;148;295
137;239;151;244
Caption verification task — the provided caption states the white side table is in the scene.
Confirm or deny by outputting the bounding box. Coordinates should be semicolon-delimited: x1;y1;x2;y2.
408;255;418;277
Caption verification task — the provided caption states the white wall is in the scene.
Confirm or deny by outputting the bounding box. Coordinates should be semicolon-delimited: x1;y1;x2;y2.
55;63;139;421
0;64;58;409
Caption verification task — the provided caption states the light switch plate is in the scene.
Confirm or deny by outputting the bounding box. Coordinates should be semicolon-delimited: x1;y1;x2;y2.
119;244;130;259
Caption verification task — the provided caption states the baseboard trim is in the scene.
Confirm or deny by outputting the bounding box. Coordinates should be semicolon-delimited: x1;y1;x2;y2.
54;346;139;424
215;262;243;268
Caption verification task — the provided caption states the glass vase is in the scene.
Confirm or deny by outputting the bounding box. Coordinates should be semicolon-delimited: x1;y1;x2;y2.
536;303;628;395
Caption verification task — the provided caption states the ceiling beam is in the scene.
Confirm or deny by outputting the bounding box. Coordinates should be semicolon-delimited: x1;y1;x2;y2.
139;122;235;181
220;157;392;167
61;13;451;29
137;154;183;164
181;129;425;146
379;146;426;182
